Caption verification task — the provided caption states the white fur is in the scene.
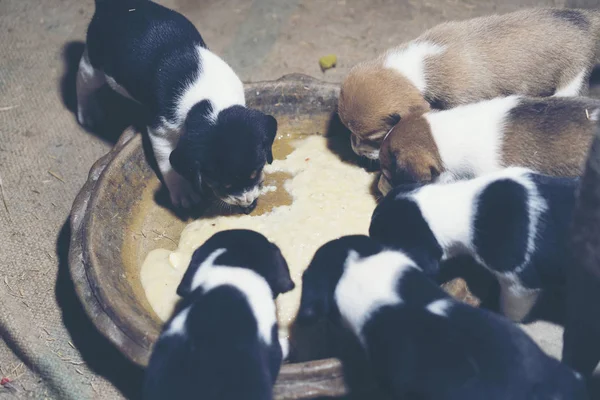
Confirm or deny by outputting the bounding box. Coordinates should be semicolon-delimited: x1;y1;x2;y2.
175;46;245;125
553;69;587;97
144;47;245;207
425;96;521;178
410;167;546;322
384;41;446;93
106;75;135;100
223;185;261;207
335;250;416;342
76;44;246;208
164;307;191;336
503;171;548;274
279;336;290;360
426;298;452;317
189;248;276;345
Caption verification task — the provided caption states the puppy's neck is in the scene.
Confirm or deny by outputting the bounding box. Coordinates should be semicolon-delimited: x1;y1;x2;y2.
409;167;540;260
174;46;245;125
191;249;276;345
334;250;416;342
382;41;446;95
425;95;521;177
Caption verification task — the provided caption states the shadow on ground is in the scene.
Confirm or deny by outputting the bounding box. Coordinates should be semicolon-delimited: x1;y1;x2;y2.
55;220;144;400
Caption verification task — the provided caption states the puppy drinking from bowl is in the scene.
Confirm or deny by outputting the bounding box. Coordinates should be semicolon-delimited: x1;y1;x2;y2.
297;235;588;400
370;167;579;324
378;95;600;194
338;8;600;160
143;230;295;400
77;0;277;212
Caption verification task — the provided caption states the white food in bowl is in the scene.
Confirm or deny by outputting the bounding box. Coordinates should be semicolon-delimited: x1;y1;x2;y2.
140;135;378;338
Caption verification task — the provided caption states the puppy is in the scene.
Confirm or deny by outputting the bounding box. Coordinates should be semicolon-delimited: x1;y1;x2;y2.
297;235;588;400
378;96;600;194
143;229;295;400
370;167;579;323
339;8;600;160
563;122;600;377
77;0;277;212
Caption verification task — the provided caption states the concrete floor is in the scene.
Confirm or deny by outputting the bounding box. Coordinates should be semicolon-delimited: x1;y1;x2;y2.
1;0;599;398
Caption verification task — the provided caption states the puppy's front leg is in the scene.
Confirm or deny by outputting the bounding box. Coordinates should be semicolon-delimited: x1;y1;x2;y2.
76;48;106;130
148;125;202;208
498;282;540;323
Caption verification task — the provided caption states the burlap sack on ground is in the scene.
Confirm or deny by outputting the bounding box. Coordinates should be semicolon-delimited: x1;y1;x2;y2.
0;0;596;398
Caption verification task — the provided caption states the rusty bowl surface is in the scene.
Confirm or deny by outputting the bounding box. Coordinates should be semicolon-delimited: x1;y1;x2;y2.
69;74;353;399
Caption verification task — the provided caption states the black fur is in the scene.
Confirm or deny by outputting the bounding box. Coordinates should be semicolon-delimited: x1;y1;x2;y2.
297;236;588;400
370;171;579;293
85;0;277;204
369;184;444;276
143;230;294;400
297;235;383;323
88;0;205;121
551;9;590;30
472;179;530;274
177;229;294;298
170;105;277;198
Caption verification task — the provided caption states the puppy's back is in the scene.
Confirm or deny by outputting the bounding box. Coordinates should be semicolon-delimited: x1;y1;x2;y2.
144;287;274;400
421;9;600;104
502;97;600;176
87;0;205;112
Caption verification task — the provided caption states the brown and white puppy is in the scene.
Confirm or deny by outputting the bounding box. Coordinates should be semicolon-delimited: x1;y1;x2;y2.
339;8;600;160
378;95;600;195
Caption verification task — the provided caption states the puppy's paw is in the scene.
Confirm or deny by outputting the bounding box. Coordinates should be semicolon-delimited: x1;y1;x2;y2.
166;174;202;209
279;336;290;361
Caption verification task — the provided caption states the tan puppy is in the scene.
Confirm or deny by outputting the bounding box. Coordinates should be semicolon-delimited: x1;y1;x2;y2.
339;8;600;160
378;95;600;195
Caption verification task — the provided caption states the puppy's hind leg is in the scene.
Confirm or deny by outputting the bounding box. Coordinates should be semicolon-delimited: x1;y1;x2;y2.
76;48;106;129
148;124;202;209
497;278;541;322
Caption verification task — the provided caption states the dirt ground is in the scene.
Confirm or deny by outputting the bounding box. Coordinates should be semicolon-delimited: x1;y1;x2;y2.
1;0;599;399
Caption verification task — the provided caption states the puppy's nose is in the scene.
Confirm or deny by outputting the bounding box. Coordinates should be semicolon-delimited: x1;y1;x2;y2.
241;198;258;214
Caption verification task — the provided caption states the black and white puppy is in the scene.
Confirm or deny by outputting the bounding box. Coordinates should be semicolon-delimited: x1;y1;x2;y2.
143;230;295;400
369;167;579;323
77;0;277;211
297;235;588;400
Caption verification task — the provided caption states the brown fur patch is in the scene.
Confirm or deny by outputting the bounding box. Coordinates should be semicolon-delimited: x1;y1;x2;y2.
338;62;430;143
340;8;600;158
501;97;600;176
379;115;443;187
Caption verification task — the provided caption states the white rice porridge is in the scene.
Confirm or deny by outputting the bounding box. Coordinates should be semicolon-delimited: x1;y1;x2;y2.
141;135;378;339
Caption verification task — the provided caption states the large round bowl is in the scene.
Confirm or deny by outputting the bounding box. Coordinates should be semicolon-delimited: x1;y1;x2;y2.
69;74;350;399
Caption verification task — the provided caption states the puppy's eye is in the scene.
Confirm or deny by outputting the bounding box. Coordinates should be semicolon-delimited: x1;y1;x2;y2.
224;184;233;189
249;170;258;180
384;113;401;127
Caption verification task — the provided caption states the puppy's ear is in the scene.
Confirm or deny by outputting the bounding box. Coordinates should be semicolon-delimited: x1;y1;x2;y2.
383;113;401;128
410;99;431;115
270;247;295;296
176;244;219;298
264;115;278;164
176;260;196;298
169;142;198;184
297;289;329;324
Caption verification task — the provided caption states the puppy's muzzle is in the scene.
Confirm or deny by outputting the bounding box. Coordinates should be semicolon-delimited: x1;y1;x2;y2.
241;199;258;214
351;134;380;160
